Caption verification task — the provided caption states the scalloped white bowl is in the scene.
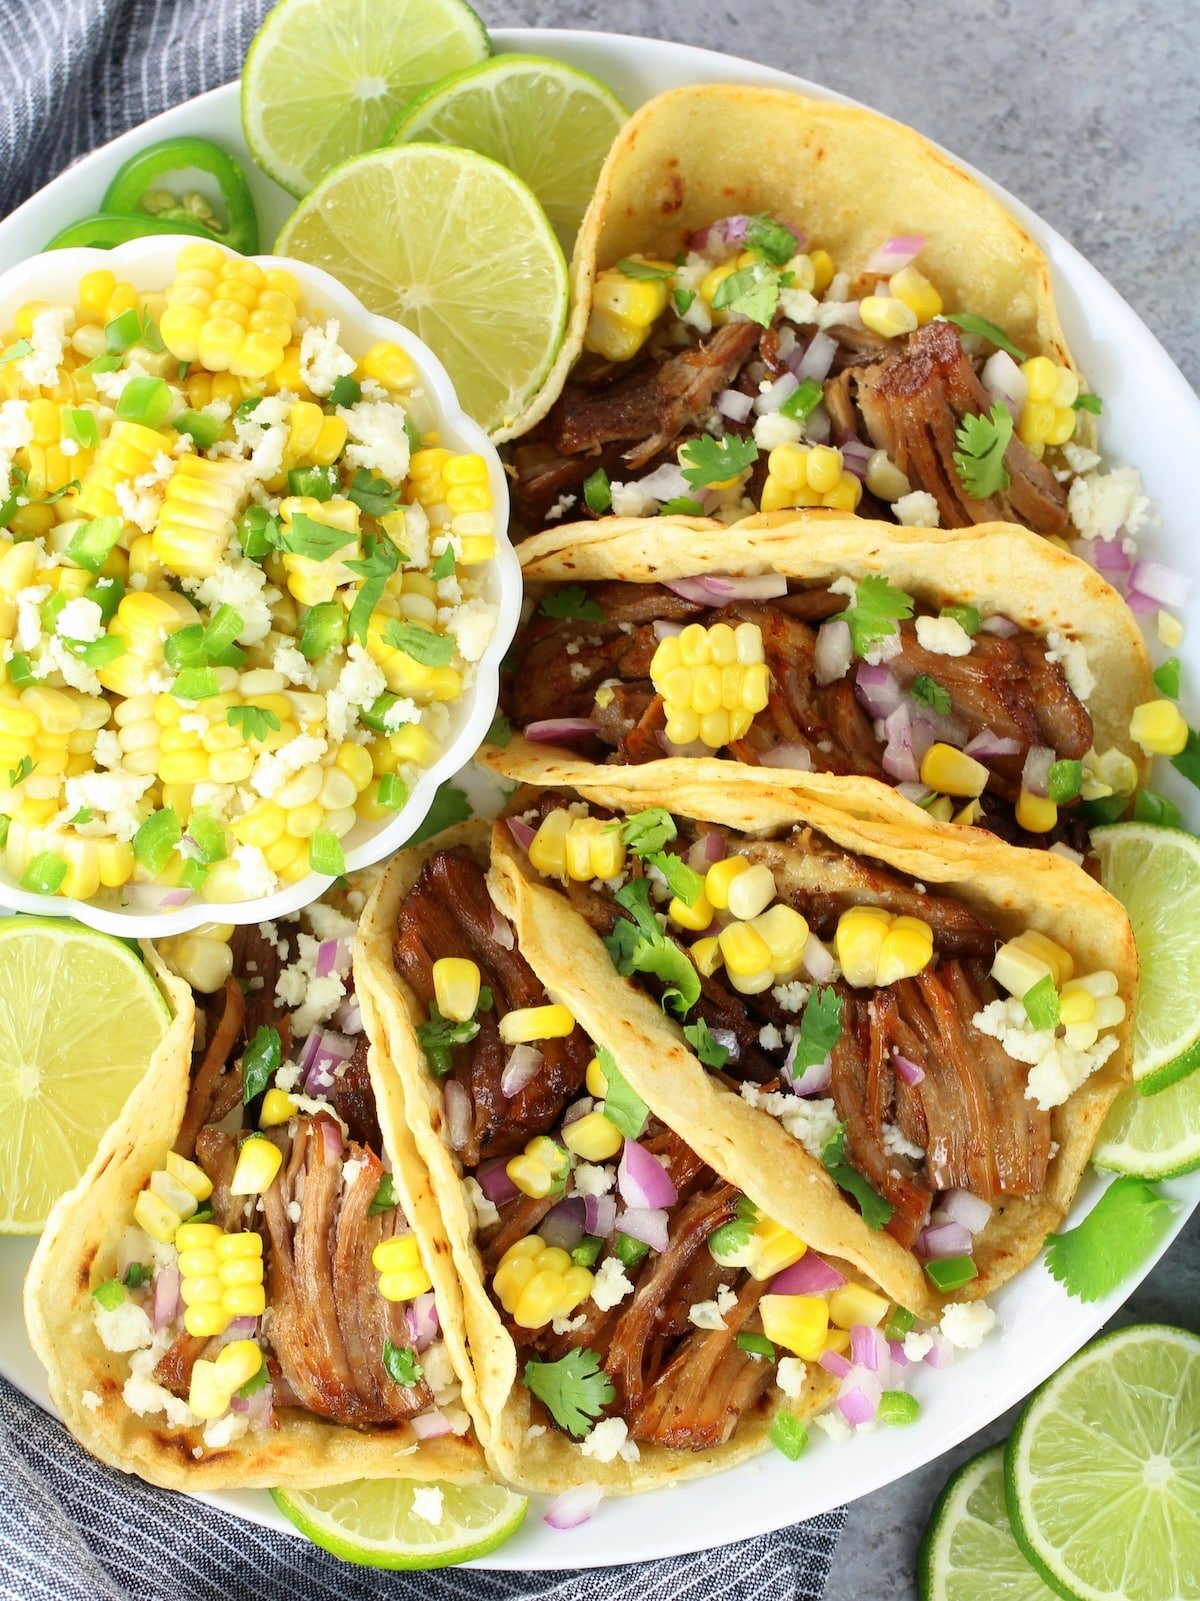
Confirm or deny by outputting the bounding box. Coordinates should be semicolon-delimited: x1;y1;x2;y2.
0;235;520;936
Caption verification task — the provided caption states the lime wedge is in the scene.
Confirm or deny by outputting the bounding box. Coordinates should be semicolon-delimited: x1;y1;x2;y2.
1091;823;1200;1093
388;54;627;252
276;144;568;435
271;1479;528;1569
919;1445;1057;1601
1006;1324;1200;1601
1093;1063;1200;1178
241;0;491;197
0;916;171;1232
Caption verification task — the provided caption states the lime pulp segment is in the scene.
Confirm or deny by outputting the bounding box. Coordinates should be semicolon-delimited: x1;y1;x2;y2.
918;1445;1058;1601
271;1478;528;1569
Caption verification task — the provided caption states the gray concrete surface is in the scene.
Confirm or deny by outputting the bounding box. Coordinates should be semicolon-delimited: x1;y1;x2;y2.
483;2;1200;1594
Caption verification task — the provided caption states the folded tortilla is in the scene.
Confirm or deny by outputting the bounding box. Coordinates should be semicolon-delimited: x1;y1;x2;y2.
24;910;485;1491
488;770;1136;1321
355;822;841;1494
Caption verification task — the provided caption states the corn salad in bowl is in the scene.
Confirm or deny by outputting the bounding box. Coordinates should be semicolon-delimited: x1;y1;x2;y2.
0;237;519;934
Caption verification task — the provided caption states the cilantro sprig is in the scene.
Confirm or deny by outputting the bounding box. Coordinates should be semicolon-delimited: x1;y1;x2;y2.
347;468;404;519
953;401;1014;501
242;1026;281;1103
603;878;700;1017
226;704;281;743
785;987;842;1084
821;1123;893;1231
911;674;951;715
1044;1177;1175;1302
615;807;676;856
594;1045;648;1140
539;584;604;623
345;531;404;644
711;260;782;328
523;1348;615;1438
832;575;915;656
382;620;456;667
679;433;758;490
382;1339;424;1388
944;313;1027;363
617;258;674;281
683;1016;729;1070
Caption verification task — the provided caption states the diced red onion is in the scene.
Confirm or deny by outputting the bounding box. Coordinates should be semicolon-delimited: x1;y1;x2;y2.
769;1253;846;1295
819;1350;852;1378
850;1323;888;1375
918;1220;974;1260
443;1080;471;1151
123;882;194;909
979;614;1019;637
226;1316;259;1338
703;830;726;863
315;936;352;978
563;1096;593;1127
717;388;756;423
478;1159;518;1205
662;573;789;605
786;1046;831;1097
540;1197;587;1251
544;1481;603;1530
1129;560;1191;609
759;741;815;771
1021;745;1055;799
893;1051;925;1087
855;661;904;718
657;731;710;758
410;1409;453;1439
617;1140;678;1210
793;331;837;383
888;1340;910;1368
839;437;873;482
982;350;1028;418
1125;588;1158;615
230;1378;273;1425
488;902;515;950
152;1266;181;1330
615;1206;669;1253
405;1290;440;1351
880;702;920;783
582;1192;617;1238
652;618;686;641
803;933;835;983
501;1044;543;1098
895;781;934;806
333;997;363;1035
963;728;1022;760
636;462;691;500
506;816;536;850
320;1118;344;1160
863;234;926;275
301;1028;355;1095
524;718;601;744
753;372;799;415
838;1371;882;1426
710;1026;740;1060
939;1188;993;1234
1092;538;1132;574
924;1334;955;1368
814;618;853;685
804;403;832;443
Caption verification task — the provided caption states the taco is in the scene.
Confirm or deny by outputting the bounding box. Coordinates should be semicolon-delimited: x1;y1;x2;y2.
484;516;1152;851
510;84;1101;541
487;768;1136;1322
24;892;485;1490
354;822;852;1494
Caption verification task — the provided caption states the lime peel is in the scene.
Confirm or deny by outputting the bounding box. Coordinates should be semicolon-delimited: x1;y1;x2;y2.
918;1444;1057;1601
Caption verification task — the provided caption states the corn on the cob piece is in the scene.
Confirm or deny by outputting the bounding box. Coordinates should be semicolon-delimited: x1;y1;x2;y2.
159;243;301;379
584;260;672;361
152;455;252;578
650;621;770;748
493;1234;594;1329
760;442;862;513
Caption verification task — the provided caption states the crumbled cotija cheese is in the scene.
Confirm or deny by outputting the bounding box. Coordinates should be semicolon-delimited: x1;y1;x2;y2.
914;615;972;656
740;1084;840;1159
590;1256;634;1311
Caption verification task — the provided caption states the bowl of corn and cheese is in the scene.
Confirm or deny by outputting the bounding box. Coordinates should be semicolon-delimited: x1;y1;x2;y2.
0;236;520;935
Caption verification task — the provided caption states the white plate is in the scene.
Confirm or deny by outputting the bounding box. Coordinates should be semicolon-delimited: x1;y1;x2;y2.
1;26;1197;1572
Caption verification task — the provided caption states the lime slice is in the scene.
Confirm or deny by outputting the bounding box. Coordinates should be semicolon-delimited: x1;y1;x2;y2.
0;916;171;1232
918;1445;1057;1601
242;0;491;197
1006;1324;1200;1601
276;145;568;435
388;54;627;252
271;1479;528;1569
1091;823;1200;1093
1093;1064;1200;1177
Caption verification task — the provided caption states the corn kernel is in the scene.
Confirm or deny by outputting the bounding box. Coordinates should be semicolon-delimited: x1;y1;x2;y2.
1157;611;1184;648
919;743;990;798
718;922;773;984
213;1230;262;1259
1016;789;1059;833
164;1151;213;1202
493;1235;594;1329
258;1088;295;1128
726;861;776;921
562;1111;624;1162
229;1135;284;1196
498;1004;574;1044
860;295;919;338
750;903;810;975
214;1339;263;1393
889;266;943;323
175;1221;222;1252
874;915;934;986
1130;699;1189;757
585;1055;609;1097
585;264;671;361
760;1294;830;1359
834;905;891;988
133;1189;181;1244
528;808;571;878
669;890;714;932
828;1284;890;1330
705;855;750;911
690;935;723;977
432;956;481;1023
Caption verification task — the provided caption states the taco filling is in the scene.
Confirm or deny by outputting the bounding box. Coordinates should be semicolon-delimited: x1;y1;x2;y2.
502;573;1118;849
511;218;1092;539
388;843;835;1460
507;794;1126;1288
91;904;469;1452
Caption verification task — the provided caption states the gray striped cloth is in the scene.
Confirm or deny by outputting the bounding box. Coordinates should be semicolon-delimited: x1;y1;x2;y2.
0;0;846;1594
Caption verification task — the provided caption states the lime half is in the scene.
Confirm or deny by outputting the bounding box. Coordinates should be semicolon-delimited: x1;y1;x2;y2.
242;0;491;197
276;144;568;435
1006;1324;1200;1601
1093;1064;1200;1178
919;1445;1057;1601
389;54;627;252
271;1479;528;1569
1091;823;1200;1093
0;916;171;1232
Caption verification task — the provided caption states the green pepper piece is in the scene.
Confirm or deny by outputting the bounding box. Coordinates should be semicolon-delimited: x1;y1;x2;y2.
44;213;215;251
99;137;260;254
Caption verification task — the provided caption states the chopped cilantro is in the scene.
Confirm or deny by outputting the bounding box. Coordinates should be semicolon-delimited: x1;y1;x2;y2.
68;807;94;827
236;1362;270;1400
0;338;32;365
617;257;674;281
594;1046;648;1139
953;401;1014;500
683;1016;729;1070
679;433;759;490
1171;728;1200;790
786;987;842;1085
347;468;403;519
523;1348;616;1438
345;531;404;644
709;1195;759;1259
242;1026;281;1102
583;469;612;516
821;1123;893;1230
943;313;1027;363
1154;657;1181;698
770;1411;808;1460
615;807;677;855
476;986;494;1013
780;376;823;421
431;544;456;580
485;713;513;746
672;289;696;316
539;583;604;622
607;878;700;1016
277;511;356;561
381;1339;423;1387
910;674;951;715
1132;789;1183;829
409;782;472;845
417;1001;479;1076
711;259;783;326
8;755;34;787
736;1330;776;1359
832;575;914;655
646;849;704;906
121;1262;152;1290
1043;1177;1174;1302
382;620;456;667
226;704;281;743
744;212;798;266
1073;393;1103;415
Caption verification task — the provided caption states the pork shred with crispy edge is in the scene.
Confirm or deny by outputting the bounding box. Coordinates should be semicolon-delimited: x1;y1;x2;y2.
154;922;431;1428
391;846;777;1451
519;796;1051;1252
509;291;1067;538
501;578;1093;849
